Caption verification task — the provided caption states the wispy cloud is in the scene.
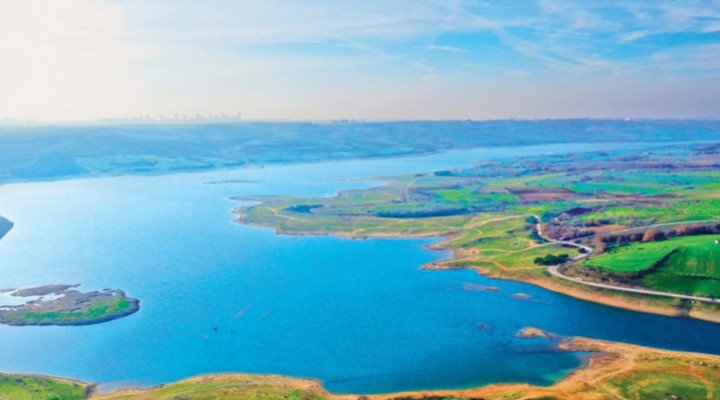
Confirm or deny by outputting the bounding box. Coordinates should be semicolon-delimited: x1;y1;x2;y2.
1;0;719;121
428;45;464;52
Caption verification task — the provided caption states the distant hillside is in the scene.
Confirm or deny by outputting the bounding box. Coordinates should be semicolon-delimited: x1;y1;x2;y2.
0;119;718;184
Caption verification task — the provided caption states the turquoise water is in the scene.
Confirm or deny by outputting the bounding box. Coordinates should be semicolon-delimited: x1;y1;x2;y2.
1;142;720;394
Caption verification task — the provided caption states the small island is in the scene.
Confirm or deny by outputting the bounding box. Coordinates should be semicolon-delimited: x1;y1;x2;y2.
515;326;553;339
0;284;140;326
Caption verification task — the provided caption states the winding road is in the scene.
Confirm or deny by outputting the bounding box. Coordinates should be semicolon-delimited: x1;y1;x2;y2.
547;265;718;303
535;216;719;304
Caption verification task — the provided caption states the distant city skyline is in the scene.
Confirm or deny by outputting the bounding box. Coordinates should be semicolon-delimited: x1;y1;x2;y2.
0;112;243;124
1;1;719;122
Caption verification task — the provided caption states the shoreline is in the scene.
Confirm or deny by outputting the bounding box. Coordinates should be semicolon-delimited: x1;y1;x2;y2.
22;335;716;399
235;216;720;323
426;254;720;324
362;336;720;400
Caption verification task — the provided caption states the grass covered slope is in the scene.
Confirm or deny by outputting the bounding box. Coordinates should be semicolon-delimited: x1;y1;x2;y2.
92;374;329;400
584;235;720;273
0;373;90;400
586;235;720;296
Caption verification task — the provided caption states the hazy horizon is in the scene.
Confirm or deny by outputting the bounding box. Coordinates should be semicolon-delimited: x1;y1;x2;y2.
1;1;719;122
3;117;720;127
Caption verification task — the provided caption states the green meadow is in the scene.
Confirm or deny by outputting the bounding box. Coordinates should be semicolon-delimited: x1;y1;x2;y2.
585;235;720;296
0;374;88;400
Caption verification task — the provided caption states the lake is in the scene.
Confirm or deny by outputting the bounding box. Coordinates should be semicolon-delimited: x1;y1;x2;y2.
1;142;720;394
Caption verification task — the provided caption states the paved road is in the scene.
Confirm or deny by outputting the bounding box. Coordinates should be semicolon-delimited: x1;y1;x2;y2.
547;265;718;303
534;215;593;261
534;215;719;304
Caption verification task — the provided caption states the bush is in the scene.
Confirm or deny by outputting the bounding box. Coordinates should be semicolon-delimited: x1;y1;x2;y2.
534;254;570;266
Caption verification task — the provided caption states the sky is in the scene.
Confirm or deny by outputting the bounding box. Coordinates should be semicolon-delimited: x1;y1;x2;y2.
0;0;719;122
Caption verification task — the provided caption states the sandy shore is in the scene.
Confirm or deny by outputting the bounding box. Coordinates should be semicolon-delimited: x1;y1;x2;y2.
363;337;720;400
87;335;720;400
527;276;720;324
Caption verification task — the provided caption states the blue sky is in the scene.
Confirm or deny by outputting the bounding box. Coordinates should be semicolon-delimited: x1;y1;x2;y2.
1;0;719;121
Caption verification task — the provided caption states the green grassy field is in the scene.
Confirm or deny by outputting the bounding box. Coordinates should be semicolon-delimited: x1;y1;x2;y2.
0;374;89;400
93;375;327;400
22;297;134;324
610;365;717;400
0;294;139;327
585;235;720;296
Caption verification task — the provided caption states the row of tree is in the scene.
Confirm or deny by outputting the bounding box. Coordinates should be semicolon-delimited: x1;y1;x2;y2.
592;223;720;255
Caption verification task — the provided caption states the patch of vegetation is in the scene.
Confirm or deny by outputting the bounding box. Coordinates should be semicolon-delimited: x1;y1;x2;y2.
285;204;324;214
388;397;486;400
94;375;327;400
377;208;471;218
435;186;475;200
21;297;133;324
612;369;714;400
0;373;89;400
533;254;570;266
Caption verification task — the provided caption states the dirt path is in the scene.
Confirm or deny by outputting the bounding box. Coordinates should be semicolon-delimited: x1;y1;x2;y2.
689;362;715;399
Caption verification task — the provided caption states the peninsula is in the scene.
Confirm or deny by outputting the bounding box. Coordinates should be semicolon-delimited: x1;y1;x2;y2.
233;141;720;321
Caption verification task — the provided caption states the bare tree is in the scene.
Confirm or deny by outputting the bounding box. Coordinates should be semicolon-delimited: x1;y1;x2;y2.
643;228;662;242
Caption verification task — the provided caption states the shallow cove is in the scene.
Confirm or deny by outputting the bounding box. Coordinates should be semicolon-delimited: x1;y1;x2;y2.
0;142;720;394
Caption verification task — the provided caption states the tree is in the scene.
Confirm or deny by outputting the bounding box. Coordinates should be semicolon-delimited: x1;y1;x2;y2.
591;236;607;255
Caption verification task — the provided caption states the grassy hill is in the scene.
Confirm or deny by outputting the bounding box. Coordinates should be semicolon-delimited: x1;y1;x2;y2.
0;374;89;400
585;235;720;296
92;374;328;400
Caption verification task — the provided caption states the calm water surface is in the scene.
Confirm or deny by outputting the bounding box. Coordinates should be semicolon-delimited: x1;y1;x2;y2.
1;142;720;394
